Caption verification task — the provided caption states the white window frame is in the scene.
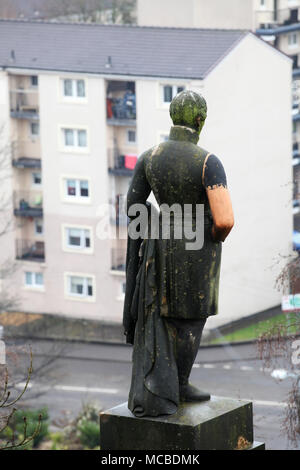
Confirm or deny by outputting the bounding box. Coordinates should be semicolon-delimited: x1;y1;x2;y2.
62;224;93;254
34;218;43;235
64;272;96;302
60;77;88;103
61;127;89;153
61;175;91;204
161;84;186;106
24;271;44;290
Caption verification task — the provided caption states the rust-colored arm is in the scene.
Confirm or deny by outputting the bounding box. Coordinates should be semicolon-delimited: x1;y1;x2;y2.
206;186;234;242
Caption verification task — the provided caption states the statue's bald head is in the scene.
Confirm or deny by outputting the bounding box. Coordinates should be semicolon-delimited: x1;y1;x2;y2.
169;90;207;134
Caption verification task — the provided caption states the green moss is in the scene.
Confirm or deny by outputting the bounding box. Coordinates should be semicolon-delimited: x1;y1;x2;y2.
169;91;207;133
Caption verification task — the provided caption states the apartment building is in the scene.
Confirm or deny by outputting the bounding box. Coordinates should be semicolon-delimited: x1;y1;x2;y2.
0;20;292;328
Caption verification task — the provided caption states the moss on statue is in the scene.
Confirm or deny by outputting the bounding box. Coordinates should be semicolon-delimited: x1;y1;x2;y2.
169;90;207;134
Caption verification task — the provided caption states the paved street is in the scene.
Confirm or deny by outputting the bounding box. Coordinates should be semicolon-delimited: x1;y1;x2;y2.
3;338;300;450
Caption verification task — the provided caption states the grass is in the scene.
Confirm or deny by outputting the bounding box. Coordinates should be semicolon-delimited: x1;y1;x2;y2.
208;312;300;345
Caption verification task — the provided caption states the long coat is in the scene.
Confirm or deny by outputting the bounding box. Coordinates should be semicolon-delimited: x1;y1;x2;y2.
123;125;222;416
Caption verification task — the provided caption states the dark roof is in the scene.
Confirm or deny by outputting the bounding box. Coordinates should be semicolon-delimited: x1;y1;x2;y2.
0;19;247;79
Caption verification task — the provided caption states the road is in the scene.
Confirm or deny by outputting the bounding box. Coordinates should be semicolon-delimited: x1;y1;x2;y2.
3;338;300;450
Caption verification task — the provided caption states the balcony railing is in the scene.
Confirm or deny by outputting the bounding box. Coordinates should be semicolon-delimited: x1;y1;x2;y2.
13;191;43;217
10;89;39;120
107;149;137;175
16;239;45;262
111;247;126;272
11;140;41;168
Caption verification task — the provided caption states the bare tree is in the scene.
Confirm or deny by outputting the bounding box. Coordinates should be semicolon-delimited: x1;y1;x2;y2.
40;0;136;24
0;347;42;450
257;253;300;448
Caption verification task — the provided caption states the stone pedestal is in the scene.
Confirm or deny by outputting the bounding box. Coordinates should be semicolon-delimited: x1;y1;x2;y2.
100;396;265;450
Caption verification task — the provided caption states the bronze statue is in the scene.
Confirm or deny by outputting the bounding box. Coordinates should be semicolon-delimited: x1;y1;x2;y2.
123;90;234;417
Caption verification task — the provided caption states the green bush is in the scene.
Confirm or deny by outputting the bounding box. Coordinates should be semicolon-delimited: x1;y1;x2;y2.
77;419;100;449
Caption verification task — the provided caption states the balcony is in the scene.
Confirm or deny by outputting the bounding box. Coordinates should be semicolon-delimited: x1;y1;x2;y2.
107;149;137;176
11;141;41;168
106;80;136;126
16;239;45;262
12;157;41;169
10;89;39;120
13;191;43;218
283;8;299;26
111;247;126;272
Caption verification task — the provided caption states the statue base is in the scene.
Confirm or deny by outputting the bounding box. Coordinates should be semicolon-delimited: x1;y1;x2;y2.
100;396;265;450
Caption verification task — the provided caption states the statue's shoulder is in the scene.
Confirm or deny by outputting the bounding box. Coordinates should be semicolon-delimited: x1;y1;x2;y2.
191;145;211;161
141;144;164;163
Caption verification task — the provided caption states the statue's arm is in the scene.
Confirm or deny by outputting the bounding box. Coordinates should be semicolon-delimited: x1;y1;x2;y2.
203;154;234;242
126;151;151;215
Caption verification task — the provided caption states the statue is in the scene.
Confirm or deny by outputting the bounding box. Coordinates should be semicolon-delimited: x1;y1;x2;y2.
123;90;234;417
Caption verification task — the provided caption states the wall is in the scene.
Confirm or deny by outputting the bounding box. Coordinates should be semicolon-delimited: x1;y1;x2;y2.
137;0;255;29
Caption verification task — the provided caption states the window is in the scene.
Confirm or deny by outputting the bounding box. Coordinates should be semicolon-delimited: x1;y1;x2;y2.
63;79;86;98
30;122;39;137
25;271;44;288
127;129;136;143
65;227;91;250
31;76;38;87
65;179;89;199
32;172;42;186
35;219;43;235
162;85;185;104
288;33;298;47
67;275;94;299
63;128;87;148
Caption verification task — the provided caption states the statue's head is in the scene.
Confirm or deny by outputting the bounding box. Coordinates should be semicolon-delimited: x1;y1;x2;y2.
169;90;207;135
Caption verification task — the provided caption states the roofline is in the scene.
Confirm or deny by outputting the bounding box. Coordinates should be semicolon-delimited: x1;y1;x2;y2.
1;65;202;82
256;23;300;36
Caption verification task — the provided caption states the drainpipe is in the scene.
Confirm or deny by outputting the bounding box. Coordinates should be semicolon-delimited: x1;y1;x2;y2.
274;0;278;22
